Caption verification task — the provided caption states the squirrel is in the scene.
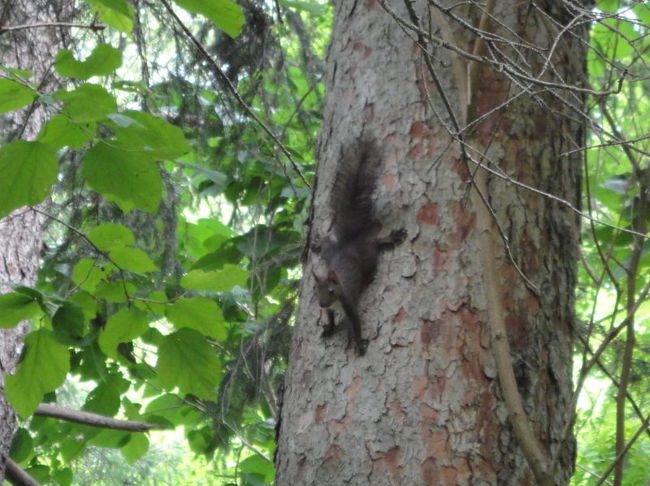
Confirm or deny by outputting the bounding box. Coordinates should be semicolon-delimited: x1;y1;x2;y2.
312;138;405;356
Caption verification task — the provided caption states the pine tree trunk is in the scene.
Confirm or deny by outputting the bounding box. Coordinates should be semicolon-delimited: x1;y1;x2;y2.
274;1;584;484
0;0;71;478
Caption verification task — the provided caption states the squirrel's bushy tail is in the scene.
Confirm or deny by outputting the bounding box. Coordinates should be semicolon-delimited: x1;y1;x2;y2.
330;139;380;242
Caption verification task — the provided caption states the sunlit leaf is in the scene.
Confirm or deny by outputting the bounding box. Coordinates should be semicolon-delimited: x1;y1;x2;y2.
156;328;221;399
55;44;122;80
98;308;150;359
82;0;134;32
0;79;36;113
4;329;70;418
37;115;95;149
173;0;244;38
121;433;149;464
54;84;117;122
0;292;43;328
82;142;162;213
0;141;58;219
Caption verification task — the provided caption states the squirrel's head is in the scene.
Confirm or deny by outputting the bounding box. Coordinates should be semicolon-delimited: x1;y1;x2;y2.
312;268;341;307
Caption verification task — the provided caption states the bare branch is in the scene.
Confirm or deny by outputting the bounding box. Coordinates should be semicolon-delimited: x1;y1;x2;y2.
35;403;169;432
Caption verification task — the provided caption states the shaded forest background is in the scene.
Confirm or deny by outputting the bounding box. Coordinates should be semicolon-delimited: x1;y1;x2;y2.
0;0;648;484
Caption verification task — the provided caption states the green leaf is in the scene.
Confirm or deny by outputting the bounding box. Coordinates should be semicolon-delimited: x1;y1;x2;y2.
82;142;162;213
54;84;117;122
82;0;134;33
0;79;36;113
240;454;275;482
108;247;158;273
55;44;122;80
88;223;135;251
83;374;128;415
52;468;73;486
4;329;70;418
99;308;149;359
88;429;130;448
52;302;86;345
107;111;191;159
0;66;33;79
181;265;247;292
597;0;617;12
95;280;137;303
0;141;58;219
144;394;186;427
71;259;113;292
9;428;33;463
165;297;226;340
156;328;221;399
37;115;95;149
0;292;43;328
121;433;149;464
173;0;244;38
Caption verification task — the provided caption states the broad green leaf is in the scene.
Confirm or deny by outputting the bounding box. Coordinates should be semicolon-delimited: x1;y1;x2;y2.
55;44;122;80
109;247;158;273
181;265;247;292
240;454;275;482
88;429;130;448
121;433;149;464
88;223;135;251
83;374;128;415
0;141;58;219
54;84;117;122
144;394;186;426
0;66;33;79
4;329;70;418
597;0;617;12
51;468;73;486
52;302;86;345
71;258;113;292
82;0;133;33
156;328;221;399
60;437;86;462
82;142;162;213
68;291;98;319
107;111;191;159
95;280;137;303
173;0;244;38
9;428;33;463
0;292;43;328
37;115;94;149
0;79;36;113
99;308;149;359
165;296;226;340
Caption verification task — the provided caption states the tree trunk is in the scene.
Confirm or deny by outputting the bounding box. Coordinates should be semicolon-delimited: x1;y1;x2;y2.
275;1;584;485
0;0;71;479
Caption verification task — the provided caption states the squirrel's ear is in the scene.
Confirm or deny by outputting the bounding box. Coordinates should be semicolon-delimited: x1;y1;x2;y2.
327;269;338;282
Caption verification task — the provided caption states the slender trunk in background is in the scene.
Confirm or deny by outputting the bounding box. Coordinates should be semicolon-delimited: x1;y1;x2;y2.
275;1;584;484
0;0;72;478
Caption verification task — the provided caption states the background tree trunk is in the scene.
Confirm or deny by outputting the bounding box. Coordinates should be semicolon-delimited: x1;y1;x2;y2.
0;0;71;479
275;1;584;485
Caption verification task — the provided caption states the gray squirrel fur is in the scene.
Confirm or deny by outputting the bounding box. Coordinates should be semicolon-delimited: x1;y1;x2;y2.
312;138;405;355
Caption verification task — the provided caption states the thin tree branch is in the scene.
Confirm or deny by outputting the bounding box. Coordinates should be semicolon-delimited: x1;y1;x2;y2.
35;403;169;431
0;22;104;34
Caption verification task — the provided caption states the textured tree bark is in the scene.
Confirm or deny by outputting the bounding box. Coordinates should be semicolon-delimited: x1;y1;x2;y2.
0;0;72;479
275;1;584;485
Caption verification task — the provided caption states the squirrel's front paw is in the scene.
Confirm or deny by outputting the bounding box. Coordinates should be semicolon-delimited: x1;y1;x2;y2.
390;228;407;244
356;339;368;356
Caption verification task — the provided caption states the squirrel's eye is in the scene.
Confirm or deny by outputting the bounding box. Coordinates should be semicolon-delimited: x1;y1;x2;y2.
328;288;334;294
